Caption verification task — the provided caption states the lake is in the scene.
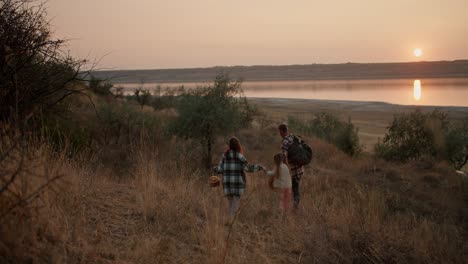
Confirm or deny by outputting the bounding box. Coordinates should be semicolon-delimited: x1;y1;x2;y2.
117;78;468;107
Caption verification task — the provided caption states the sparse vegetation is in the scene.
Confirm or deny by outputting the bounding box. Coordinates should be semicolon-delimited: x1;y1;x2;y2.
289;113;362;156
375;109;468;169
0;0;88;232
445;117;468;169
0;1;466;263
168;74;256;167
134;87;152;109
89;75;113;96
1;124;466;263
0;0;87;127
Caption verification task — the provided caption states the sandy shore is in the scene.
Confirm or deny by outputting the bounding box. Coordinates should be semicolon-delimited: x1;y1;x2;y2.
250;97;468;151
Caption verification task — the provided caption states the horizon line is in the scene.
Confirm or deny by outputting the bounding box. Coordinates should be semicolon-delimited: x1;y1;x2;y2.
93;59;468;72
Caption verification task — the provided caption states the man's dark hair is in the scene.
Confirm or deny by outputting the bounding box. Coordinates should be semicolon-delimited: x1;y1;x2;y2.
278;124;288;133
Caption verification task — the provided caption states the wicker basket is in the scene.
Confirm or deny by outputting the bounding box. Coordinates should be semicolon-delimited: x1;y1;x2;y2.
209;175;221;187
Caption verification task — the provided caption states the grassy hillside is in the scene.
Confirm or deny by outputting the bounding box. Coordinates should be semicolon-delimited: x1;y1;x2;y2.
92;60;468;83
2;2;466;263
1;101;466;263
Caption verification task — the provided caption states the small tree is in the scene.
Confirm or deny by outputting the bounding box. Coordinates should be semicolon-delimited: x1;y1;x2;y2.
135;87;152;109
169;74;254;167
88;75;113;96
375;109;449;162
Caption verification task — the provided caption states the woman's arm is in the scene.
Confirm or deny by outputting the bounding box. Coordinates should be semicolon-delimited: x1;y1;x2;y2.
213;154;225;174
239;154;262;173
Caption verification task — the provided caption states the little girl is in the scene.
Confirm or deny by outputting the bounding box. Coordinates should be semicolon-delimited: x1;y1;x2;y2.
266;153;292;212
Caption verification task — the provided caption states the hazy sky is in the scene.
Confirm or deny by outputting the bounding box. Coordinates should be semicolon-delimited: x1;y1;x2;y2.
47;0;468;70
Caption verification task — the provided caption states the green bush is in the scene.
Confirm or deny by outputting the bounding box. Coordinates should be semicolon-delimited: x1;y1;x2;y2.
39;95;165;156
375;109;467;169
444;117;468;169
375;110;447;162
96;101;163;146
88;75;113;96
150;86;184;110
289;113;361;156
40;113;93;156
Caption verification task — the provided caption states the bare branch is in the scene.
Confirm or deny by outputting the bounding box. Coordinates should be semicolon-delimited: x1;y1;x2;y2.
0;173;64;220
0;143;24;195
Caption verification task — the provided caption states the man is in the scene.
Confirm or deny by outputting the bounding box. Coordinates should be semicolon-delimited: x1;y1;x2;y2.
278;124;304;209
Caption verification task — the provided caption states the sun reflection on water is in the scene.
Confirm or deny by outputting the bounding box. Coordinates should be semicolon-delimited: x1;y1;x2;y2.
413;80;421;101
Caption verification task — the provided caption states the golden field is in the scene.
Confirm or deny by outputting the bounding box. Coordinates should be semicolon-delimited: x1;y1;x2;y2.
1;99;466;264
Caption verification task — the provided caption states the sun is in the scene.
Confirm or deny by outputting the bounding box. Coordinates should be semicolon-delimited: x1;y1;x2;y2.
414;48;423;57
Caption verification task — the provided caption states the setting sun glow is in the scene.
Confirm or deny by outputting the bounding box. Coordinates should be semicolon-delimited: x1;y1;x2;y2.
414;48;423;57
413;80;422;101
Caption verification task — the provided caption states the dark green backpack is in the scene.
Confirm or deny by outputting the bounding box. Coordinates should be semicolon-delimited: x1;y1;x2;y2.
287;135;313;166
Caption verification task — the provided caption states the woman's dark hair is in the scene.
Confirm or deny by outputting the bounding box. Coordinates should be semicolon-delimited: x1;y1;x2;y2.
226;137;243;155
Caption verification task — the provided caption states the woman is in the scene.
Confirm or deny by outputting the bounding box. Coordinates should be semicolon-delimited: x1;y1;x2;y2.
214;137;263;221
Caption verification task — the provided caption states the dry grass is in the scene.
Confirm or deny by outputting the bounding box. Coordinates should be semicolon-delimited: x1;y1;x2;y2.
1;125;466;263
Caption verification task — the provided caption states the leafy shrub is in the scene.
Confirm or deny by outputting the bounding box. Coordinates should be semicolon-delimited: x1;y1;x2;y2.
150;86;184;110
88;75;113;96
289;113;361;156
41;115;93;156
96;101;163;146
375;110;467;169
443;117;468;169
375;110;447;162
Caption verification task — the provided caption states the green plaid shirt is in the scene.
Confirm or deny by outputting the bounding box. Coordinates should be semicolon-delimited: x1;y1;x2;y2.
215;150;261;196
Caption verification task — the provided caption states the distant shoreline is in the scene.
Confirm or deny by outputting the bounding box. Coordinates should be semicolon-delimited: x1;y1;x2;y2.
91;60;468;84
106;75;468;84
250;97;468;151
248;97;468;111
109;76;468;85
